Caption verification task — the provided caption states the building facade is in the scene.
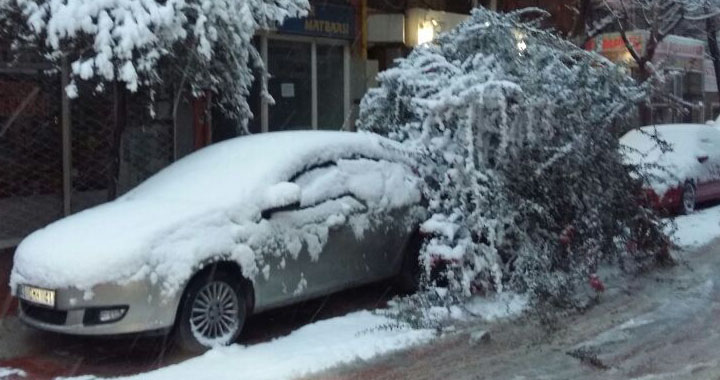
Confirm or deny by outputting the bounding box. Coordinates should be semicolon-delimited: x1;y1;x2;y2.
0;0;476;248
587;31;708;124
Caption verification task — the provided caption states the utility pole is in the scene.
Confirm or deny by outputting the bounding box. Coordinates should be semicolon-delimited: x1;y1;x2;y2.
61;56;72;216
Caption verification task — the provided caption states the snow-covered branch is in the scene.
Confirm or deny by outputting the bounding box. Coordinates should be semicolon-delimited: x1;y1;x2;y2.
6;0;309;127
358;7;667;310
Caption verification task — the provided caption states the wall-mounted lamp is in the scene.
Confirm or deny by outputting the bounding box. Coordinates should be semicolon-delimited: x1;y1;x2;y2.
405;8;469;47
417;19;437;45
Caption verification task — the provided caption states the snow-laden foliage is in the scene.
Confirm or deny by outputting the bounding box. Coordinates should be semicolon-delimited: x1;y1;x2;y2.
2;0;309;128
359;8;671;308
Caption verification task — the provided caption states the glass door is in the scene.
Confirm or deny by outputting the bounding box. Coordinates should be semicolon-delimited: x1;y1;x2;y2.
317;44;345;130
267;40;312;131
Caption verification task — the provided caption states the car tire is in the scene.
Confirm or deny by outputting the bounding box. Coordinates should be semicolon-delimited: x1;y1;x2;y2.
395;231;423;294
173;267;247;353
681;182;696;215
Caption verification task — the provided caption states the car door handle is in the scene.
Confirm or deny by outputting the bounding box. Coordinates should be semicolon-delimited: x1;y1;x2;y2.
698;155;709;163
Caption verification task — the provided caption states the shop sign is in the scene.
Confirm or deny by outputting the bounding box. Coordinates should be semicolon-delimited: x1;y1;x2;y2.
598;32;644;54
654;36;704;72
593;31;705;71
279;4;355;40
655;36;704;58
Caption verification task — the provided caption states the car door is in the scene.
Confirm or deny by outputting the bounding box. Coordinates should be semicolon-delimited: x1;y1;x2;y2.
326;157;420;284
258;156;419;305
251;162;374;310
698;128;720;199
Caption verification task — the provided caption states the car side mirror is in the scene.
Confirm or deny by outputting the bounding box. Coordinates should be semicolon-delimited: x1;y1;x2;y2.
260;182;301;219
261;201;301;219
697;155;709;163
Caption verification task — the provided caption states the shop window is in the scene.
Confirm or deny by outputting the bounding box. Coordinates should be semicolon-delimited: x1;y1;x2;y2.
651;105;673;124
684;72;703;99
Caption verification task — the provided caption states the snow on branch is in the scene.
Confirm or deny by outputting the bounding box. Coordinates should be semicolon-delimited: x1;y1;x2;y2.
358;7;668;311
8;0;309;126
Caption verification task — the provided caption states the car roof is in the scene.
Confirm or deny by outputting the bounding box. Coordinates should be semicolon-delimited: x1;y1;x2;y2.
635;123;716;135
121;131;412;208
621;124;720;151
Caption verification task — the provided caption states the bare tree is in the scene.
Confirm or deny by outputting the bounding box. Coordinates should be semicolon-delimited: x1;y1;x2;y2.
567;0;616;46
598;0;710;124
705;1;720;102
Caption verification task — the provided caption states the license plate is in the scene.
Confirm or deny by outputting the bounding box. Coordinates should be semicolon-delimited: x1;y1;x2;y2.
19;285;55;307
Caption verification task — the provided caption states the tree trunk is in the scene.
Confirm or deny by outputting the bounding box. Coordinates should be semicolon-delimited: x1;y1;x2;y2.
108;81;126;200
569;0;591;45
637;62;654;125
706;5;720;108
637;28;662;126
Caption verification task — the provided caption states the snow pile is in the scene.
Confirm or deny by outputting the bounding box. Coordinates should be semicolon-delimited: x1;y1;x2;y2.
4;0;309;126
464;292;529;322
358;7;669;310
670;205;720;249
11;131;422;299
76;311;433;380
620;124;720;196
0;367;26;378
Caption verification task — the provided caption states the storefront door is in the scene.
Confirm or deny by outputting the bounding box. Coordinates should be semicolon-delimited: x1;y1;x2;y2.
268;40;313;131
264;35;350;132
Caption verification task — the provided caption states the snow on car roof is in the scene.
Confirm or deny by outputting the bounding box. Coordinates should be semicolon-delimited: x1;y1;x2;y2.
621;124;711;152
122;130;412;208
620;124;720;195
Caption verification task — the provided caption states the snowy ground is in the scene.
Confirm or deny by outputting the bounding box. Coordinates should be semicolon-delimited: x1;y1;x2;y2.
48;295;525;380
107;311;432;380
2;205;719;380
669;203;720;249
309;205;720;380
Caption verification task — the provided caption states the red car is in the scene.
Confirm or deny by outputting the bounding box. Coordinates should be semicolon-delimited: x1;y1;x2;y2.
621;124;720;215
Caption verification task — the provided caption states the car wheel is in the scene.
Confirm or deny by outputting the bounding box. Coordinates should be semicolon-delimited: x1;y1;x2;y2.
681;182;696;215
396;231;423;293
174;268;246;353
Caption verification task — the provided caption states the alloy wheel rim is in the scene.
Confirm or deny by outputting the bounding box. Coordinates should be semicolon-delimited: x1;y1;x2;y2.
190;281;240;341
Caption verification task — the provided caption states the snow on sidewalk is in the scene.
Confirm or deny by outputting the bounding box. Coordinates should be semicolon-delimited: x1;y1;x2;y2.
0;367;26;378
669;205;720;249
79;310;433;380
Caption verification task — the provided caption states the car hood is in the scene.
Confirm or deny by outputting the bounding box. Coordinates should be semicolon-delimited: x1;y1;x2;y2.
10;198;244;296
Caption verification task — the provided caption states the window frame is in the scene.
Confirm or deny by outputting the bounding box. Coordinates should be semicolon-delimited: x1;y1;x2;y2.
257;32;351;133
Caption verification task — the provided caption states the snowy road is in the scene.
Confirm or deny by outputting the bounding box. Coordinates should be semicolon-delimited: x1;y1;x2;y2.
309;206;720;380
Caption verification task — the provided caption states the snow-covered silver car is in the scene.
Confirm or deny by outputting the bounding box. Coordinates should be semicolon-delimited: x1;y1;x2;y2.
10;131;424;352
